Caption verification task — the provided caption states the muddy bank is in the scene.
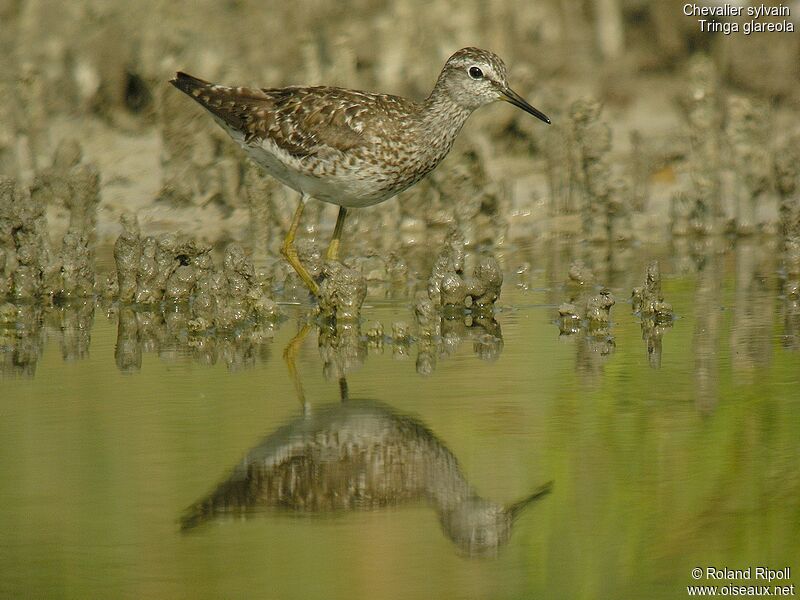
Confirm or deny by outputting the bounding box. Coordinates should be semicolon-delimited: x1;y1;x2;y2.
1;0;799;381
1;0;798;248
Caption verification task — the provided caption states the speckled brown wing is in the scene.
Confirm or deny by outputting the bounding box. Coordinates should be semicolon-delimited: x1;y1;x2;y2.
170;72;369;159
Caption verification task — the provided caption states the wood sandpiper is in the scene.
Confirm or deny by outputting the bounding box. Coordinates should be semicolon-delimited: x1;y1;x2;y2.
170;47;550;296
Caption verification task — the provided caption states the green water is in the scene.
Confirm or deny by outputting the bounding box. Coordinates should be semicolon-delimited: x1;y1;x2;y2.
2;240;798;599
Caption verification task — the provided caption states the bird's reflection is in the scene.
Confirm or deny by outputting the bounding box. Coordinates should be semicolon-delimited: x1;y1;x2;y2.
181;322;551;557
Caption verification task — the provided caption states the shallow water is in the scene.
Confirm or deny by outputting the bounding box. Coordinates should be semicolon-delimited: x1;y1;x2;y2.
2;239;798;599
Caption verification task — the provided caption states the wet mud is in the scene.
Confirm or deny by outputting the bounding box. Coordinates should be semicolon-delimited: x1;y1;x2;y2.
1;0;799;378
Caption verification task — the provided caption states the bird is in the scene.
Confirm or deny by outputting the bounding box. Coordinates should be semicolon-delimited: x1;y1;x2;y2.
170;47;550;297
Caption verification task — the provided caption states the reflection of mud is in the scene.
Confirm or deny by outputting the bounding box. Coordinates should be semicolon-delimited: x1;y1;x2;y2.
555;261;616;377
730;240;775;383
691;244;723;415
423;314;504;375
782;284;800;352
113;305;277;373
313;304;505;381
317;319;366;381
0;300;94;377
108;291;505;376
632;261;674;369
181;369;551;557
777;135;800;350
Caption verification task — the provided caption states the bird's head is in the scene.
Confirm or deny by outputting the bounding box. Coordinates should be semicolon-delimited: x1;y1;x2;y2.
437;47;550;124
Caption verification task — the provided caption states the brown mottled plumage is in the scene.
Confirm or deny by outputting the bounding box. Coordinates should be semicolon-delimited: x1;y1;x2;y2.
170;47;550;296
179;399;553;556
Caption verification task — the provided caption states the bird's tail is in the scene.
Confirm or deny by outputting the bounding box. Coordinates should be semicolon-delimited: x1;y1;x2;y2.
168;71;254;133
169;71;212;98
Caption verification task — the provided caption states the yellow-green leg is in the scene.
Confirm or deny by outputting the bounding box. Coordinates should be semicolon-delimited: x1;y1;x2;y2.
325;206;348;262
281;194;320;296
283;322;312;411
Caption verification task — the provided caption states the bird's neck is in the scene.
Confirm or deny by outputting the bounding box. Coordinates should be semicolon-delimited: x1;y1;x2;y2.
419;85;474;146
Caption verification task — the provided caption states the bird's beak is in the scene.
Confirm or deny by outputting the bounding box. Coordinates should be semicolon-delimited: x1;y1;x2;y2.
507;481;554;520
500;87;551;125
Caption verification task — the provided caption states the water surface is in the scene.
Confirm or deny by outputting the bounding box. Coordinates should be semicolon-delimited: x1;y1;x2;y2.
2;240;798;599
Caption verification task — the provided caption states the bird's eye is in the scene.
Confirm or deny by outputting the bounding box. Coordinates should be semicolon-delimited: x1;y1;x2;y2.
468;66;483;79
